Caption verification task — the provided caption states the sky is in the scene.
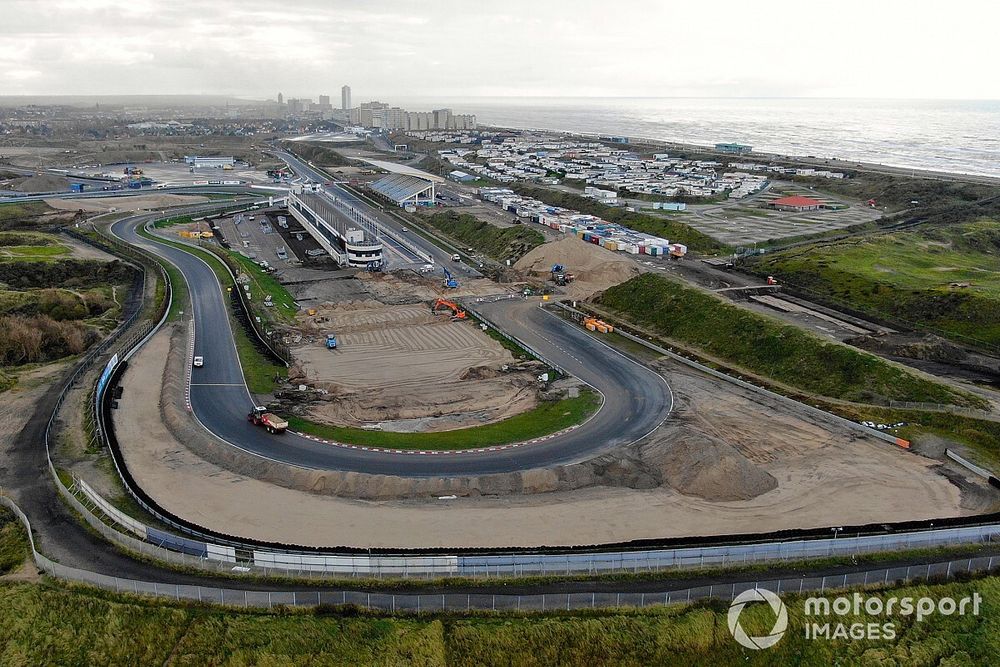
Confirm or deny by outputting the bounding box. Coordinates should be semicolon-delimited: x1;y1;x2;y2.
2;0;998;100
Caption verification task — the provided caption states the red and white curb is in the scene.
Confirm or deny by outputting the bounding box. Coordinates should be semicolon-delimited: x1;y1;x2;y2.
288;423;583;456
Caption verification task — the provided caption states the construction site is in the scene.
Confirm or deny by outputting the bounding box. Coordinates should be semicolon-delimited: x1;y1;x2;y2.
82;175;998;553
288;301;543;431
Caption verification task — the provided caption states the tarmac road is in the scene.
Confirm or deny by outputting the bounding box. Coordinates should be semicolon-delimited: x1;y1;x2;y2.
5;199;997;597
111;214;673;476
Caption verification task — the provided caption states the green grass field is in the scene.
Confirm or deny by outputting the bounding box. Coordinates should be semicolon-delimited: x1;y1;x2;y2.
288;389;600;450
0;201;54;227
599;273;980;408
753;219;1000;349
0;231;68;261
0;575;997;665
212;246;298;324
0;508;29;574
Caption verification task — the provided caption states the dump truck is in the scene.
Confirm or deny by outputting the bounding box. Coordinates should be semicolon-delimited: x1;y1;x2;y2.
583;316;614;334
326;333;338;349
247;406;288;434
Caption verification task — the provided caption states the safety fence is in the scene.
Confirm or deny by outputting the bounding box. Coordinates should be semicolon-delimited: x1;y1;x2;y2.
463;298;566;377
885;399;997;421
51;459;1000;579
4;491;1000;611
39;207;1000;584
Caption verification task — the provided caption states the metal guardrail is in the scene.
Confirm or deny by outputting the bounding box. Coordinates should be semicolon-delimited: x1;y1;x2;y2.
36;210;1000;583
463;299;566;376
4;491;999;610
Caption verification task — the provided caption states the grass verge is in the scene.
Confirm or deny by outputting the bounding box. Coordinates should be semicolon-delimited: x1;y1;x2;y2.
288;389;600;450
204;244;298;324
599;273;981;408
422;210;544;263
0;575;999;664
0;508;29;574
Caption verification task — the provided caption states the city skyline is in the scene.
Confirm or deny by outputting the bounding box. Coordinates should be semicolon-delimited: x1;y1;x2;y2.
3;0;999;100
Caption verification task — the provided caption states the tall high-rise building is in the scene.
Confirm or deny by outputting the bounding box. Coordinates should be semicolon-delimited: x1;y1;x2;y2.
432;108;452;130
277;92;283;105
318;94;331;111
341;85;352;110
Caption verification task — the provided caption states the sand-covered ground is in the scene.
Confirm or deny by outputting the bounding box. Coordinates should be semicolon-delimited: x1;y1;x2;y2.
44;194;209;213
106;327;985;548
291;301;538;429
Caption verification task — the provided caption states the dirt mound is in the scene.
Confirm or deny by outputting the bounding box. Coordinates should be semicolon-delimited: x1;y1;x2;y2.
642;428;778;501
515;237;640;298
13;174;70;192
848;332;1000;375
461;365;501;380
44;194;209;213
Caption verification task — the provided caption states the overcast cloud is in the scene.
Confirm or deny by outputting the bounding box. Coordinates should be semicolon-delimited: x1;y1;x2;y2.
1;0;997;100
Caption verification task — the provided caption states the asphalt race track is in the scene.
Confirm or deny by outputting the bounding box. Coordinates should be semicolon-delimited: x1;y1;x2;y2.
111;207;674;477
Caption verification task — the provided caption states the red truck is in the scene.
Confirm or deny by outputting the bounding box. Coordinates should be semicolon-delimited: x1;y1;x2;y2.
247;406;289;434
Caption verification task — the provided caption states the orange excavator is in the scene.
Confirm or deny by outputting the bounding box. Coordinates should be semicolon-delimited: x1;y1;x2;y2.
431;298;467;320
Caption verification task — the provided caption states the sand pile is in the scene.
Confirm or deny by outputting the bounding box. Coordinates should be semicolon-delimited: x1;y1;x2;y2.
642;428;777;501
515;237;640;298
13;174;70;192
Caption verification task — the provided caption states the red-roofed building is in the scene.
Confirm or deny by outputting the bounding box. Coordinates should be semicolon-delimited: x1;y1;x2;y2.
768;195;823;212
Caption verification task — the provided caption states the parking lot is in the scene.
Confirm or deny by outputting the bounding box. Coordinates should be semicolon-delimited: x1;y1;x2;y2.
214;209;306;268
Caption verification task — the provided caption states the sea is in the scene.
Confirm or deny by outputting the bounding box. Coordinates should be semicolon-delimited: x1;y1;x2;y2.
390;97;1000;179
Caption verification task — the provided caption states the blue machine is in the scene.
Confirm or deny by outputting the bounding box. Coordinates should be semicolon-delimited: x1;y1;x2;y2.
442;267;458;289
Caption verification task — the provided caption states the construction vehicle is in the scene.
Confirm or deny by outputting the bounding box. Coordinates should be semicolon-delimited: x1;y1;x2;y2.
432;298;467;320
583;316;614;334
247;406;288;434
550;263;575;286
442;267;459;289
326;333;338;349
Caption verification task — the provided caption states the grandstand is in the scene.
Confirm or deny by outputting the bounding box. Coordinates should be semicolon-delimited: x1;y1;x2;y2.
368;173;436;207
